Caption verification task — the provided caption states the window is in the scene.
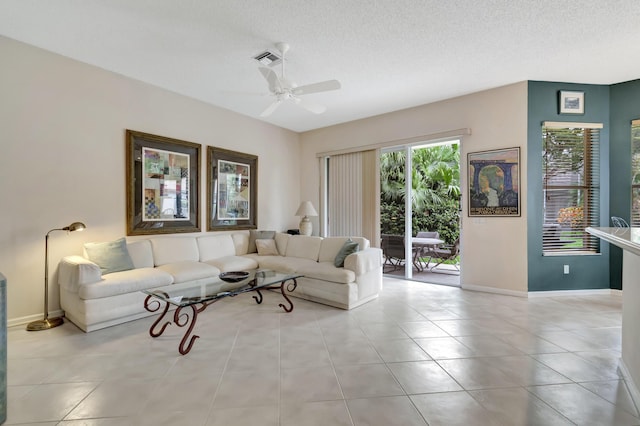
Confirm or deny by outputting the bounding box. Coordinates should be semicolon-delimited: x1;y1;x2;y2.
542;123;602;254
632;119;640;226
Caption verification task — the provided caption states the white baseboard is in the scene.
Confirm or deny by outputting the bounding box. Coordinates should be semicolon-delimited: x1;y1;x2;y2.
461;284;528;298
527;288;619;298
8;309;64;329
461;284;621;299
619;359;640;410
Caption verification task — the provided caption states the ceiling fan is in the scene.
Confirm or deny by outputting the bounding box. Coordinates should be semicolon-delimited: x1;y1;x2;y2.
258;42;341;117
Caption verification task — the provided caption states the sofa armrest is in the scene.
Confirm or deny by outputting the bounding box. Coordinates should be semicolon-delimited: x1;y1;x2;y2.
344;248;383;275
58;255;102;293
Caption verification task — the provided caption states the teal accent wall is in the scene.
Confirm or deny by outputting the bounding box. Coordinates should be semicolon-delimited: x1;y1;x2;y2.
609;79;640;290
527;81;611;291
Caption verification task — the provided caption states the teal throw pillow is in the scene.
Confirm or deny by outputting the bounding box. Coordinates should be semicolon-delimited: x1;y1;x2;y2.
334;239;359;267
84;237;135;275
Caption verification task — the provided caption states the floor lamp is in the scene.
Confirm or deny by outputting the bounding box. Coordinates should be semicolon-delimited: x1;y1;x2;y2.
26;221;86;331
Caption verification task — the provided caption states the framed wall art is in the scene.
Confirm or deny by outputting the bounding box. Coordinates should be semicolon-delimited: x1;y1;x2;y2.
207;147;258;231
558;90;584;115
468;147;520;217
126;130;201;235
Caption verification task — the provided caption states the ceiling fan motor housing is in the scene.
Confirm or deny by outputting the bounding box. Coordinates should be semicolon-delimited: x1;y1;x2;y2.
257;42;340;117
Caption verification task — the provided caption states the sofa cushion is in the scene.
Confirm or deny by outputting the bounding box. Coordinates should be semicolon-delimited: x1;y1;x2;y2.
231;232;250;255
275;232;289;256
205;256;258;272
126;240;154;268
334;239;360;267
248;230;276;253
318;237;349;263
150;237;199;266
156;261;220;283
255;256;317;274
256;239;279;256
197;234;236;261
319;237;365;263
83;238;135;275
285;235;322;261
78;268;174;300
297;262;356;284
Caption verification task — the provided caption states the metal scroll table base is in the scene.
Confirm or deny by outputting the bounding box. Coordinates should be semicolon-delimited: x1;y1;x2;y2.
144;277;298;355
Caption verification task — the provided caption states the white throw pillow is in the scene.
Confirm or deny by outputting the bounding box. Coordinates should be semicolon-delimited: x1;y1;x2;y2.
256;238;279;256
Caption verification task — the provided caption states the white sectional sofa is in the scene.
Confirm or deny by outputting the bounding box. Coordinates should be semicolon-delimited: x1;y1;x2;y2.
58;232;383;332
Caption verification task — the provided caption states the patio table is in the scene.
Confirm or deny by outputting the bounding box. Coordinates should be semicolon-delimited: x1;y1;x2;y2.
412;237;444;271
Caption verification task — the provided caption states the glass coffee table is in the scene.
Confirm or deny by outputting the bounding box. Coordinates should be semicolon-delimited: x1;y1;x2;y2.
142;270;301;355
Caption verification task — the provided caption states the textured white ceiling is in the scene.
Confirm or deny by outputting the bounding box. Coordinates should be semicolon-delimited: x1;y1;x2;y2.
2;0;640;132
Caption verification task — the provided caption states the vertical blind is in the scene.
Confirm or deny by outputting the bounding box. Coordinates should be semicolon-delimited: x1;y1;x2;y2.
542;123;601;254
632;119;640;226
327;150;379;243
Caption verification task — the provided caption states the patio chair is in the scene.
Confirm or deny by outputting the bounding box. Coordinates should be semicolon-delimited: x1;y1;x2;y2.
415;231;440;267
611;216;630;228
428;237;460;271
381;234;423;272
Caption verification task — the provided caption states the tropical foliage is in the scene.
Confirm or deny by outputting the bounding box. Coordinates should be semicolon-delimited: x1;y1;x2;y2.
380;144;461;244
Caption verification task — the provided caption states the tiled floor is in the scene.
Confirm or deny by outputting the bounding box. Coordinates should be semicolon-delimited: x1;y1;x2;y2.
6;278;638;425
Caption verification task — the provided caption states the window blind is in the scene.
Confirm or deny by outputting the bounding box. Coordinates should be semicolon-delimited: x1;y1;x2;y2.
542;125;600;254
326;150;379;243
632;119;640;226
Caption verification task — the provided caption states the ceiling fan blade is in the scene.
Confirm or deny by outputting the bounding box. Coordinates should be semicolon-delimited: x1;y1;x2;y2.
258;67;282;93
293;79;341;96
293;96;326;114
260;100;282;117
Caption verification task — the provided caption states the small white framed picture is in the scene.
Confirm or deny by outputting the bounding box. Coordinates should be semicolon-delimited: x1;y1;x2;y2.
558;90;584;114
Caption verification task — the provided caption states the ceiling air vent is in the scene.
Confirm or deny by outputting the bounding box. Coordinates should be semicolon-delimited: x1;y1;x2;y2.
253;50;282;66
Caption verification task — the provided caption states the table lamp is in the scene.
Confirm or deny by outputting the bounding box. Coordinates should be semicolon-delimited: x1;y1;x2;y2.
295;201;318;236
27;221;86;331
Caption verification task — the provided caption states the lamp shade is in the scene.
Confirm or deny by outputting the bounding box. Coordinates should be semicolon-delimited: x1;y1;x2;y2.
64;222;86;232
295;201;318;217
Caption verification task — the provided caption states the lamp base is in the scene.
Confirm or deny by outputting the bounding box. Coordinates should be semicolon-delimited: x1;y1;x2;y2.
299;217;312;236
26;317;64;331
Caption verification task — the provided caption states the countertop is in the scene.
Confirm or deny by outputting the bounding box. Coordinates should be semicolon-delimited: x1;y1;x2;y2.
586;227;640;256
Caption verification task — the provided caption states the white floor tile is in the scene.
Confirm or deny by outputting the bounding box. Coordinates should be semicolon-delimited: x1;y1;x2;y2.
370;338;432;362
347;395;427;425
410;391;501;426
387;360;462;394
579;380;640;418
280;400;352;426
528;383;640;425
532;352;622;382
280;365;343;402
468;387;574;425
6;382;98;424
5;279;637;425
334;363;404;398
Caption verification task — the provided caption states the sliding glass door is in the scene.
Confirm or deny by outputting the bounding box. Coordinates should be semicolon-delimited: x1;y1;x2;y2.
380;141;461;284
380;147;412;276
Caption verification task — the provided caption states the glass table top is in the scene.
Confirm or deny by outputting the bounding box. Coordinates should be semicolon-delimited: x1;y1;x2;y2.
142;269;302;307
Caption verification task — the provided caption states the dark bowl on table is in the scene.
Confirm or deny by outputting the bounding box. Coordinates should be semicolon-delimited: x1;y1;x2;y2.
219;271;250;283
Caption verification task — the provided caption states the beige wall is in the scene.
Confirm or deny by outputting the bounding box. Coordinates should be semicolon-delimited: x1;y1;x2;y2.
0;37;301;324
0;34;530;325
300;82;529;294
